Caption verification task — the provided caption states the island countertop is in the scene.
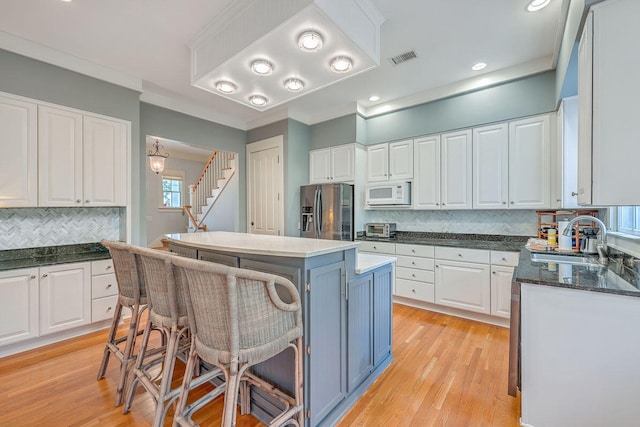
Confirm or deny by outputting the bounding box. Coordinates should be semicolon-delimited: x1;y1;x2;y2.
165;231;361;258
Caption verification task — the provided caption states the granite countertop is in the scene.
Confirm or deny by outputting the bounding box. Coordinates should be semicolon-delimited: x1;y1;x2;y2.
513;247;640;297
0;243;111;271
166;231;360;258
359;231;530;252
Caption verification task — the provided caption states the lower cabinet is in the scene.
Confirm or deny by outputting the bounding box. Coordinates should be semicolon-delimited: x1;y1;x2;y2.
40;262;91;335
91;259;118;323
372;265;393;367
491;266;515;318
435;259;491;314
0;268;39;346
347;273;373;392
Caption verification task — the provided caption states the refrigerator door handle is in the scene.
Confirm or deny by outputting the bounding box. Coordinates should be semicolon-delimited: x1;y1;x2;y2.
314;188;320;237
317;188;323;235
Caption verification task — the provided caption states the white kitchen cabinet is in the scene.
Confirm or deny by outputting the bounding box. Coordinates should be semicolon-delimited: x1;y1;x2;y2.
358;241;395;255
83;115;127;206
310;144;357;184
553;97;579;209
435;247;491;314
38;105;84;206
91;259;118;323
413;135;441;209
490;266;513;319
508;114;551;209
577;0;640;206
0;268;39;346
367;139;413;182
441;130;472;209
473;123;508;209
0;94;38;207
33;104;128;207
395;243;435;303
39;262;91;335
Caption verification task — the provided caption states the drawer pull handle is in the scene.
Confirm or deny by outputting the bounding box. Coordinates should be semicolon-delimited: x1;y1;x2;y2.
412;289;416;293
42;274;48;278
492;271;496;275
502;257;507;261
373;246;377;249
411;262;416;265
411;249;415;253
107;284;112;288
106;265;112;269
412;274;416;277
107;306;112;311
30;275;36;279
458;254;462;257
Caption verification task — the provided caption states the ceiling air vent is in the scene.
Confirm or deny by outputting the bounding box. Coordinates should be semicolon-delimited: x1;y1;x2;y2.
389;50;417;66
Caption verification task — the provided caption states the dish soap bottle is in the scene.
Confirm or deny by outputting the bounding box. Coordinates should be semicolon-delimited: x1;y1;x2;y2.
547;228;557;246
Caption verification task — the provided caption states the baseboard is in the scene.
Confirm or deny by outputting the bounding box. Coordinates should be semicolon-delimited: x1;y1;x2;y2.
392;297;510;328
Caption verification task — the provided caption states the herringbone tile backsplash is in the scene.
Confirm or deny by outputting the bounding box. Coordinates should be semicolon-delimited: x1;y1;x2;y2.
0;208;121;250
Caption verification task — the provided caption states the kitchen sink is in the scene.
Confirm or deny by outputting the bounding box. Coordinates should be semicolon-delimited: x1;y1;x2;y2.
530;252;603;267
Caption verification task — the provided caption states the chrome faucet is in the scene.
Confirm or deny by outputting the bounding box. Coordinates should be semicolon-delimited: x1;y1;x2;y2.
562;215;608;264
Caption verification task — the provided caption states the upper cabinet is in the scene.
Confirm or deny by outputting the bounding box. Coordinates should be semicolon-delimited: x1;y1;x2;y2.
367;139;413;182
473;123;508;209
0;94;129;208
508;114;551;209
413;135;441;209
578;0;640;206
309;144;357;184
441;130;472;209
0;95;38;207
554;97;579;209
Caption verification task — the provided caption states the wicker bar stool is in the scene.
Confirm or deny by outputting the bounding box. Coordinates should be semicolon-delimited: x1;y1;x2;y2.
171;256;304;427
97;240;148;407
122;246;219;427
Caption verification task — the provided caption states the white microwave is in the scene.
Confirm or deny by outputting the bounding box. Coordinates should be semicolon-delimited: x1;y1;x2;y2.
366;181;411;206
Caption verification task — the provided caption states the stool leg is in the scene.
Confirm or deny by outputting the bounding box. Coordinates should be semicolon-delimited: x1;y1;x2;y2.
172;339;197;427
152;325;179;427
222;363;241;427
122;314;153;414
114;302;141;406
97;300;124;381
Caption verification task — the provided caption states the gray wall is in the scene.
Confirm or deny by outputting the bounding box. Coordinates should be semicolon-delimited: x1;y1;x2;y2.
139;103;247;243
310;114;358;150
247;119;310;237
0;48;143;244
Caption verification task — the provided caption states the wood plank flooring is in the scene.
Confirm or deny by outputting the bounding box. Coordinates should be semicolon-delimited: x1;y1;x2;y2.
0;304;519;426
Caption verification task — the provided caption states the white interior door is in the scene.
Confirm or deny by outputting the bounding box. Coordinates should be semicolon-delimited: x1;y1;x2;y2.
246;136;284;235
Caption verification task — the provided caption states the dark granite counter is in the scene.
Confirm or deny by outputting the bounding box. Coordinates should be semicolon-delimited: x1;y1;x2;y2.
514;247;640;297
0;243;110;271
359;231;530;252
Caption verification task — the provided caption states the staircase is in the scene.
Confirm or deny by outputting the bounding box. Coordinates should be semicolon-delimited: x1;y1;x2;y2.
184;150;236;232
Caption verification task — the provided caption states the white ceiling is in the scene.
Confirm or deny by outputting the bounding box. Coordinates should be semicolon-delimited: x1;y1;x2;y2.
0;0;569;131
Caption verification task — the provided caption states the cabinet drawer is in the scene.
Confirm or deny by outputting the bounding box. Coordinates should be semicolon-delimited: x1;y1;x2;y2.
358;241;395;255
92;273;118;299
490;250;520;267
91;295;118;323
395;244;434;258
92;259;114;275
435;246;490;264
395;278;434;303
396;256;434;271
396;267;434;283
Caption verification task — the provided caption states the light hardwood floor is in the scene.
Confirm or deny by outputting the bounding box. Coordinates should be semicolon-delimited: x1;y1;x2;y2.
0;304;519;426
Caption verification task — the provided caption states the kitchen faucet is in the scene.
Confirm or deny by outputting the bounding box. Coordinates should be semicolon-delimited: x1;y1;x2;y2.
563;216;608;264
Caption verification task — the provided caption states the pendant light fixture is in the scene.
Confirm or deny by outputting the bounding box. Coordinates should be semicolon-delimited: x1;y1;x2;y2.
148;139;169;174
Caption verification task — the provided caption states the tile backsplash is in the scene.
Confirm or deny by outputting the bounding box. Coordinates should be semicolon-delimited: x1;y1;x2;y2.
361;209;538;236
0;207;122;250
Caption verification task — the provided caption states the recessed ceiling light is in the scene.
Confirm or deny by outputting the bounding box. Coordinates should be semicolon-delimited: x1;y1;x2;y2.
250;60;273;76
249;95;268;106
284;78;304;92
297;31;323;52
215;80;237;94
472;62;487;71
526;0;551;12
369;95;380;102
330;56;353;73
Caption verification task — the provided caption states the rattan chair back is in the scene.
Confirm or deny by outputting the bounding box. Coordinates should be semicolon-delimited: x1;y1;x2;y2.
100;240;146;305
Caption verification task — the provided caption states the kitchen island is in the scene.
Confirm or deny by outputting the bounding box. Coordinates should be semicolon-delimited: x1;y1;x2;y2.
510;248;640;427
166;232;395;427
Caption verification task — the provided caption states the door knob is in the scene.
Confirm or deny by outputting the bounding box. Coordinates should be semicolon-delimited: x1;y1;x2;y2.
571;191;578;196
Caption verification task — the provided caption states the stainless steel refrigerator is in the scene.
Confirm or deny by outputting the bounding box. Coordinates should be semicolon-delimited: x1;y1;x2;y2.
300;183;354;241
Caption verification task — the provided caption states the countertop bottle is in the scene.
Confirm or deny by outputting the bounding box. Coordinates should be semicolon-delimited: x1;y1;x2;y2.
547;228;557;245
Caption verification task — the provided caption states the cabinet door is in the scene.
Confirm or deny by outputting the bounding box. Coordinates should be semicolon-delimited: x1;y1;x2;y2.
199;249;239;268
38;106;83;207
331;145;355;182
491;266;514;319
508;115;551;209
309;261;347;426
0;95;37;207
413;135;441;209
435;260;490;314
40;262;91;335
473;123;508;209
347;273;373;392
367;143;388;182
372;265;393;367
557;97;580;209
388;139;413;180
441;130;472;209
83;115;127;206
310;148;331;184
577;12;593;206
0;268;39;346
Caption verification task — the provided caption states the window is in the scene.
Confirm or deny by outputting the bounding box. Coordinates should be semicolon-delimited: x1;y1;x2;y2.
159;170;185;210
612;206;640;236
